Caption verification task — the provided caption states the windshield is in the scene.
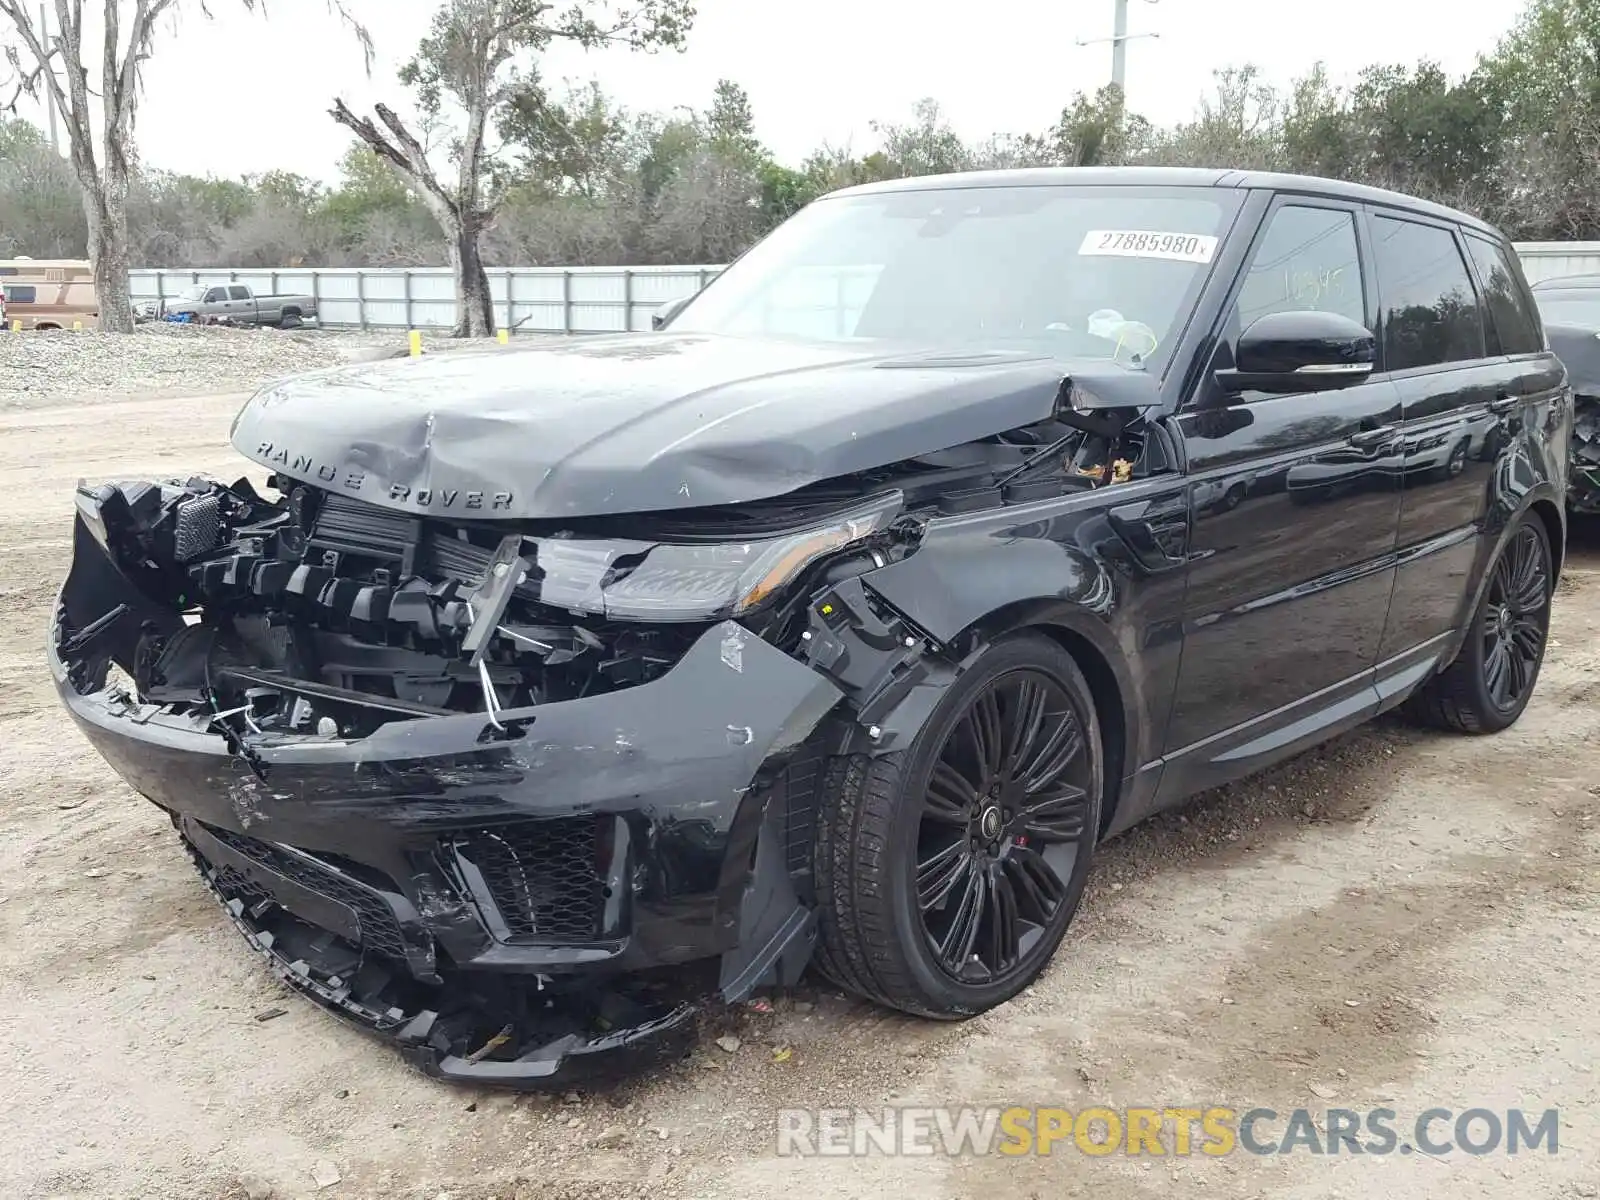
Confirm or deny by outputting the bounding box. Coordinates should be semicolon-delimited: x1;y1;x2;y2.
178;284;208;301
668;184;1240;367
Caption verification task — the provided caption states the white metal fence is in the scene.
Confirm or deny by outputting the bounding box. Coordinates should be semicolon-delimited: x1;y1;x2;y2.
129;243;1600;334
128;265;725;334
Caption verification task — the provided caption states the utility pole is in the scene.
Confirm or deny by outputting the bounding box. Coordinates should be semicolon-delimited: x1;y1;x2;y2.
1111;0;1128;94
1077;0;1161;99
39;2;59;154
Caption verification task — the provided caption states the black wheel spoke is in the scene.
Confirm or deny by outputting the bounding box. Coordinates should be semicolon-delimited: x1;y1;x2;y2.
1510;616;1544;659
1016;714;1084;794
1003;845;1068;926
1019;784;1091;842
937;864;986;970
984;864;1022;973
963;689;1006;784
1505;637;1530;700
926;762;976;823
917;839;970;911
1485;641;1511;705
1005;679;1049;768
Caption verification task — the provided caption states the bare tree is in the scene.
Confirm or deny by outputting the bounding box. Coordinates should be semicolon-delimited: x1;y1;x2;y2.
1;0;368;332
330;0;692;338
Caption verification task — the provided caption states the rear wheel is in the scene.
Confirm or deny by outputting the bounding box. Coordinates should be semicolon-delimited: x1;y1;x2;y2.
812;634;1102;1018
1406;516;1553;733
279;309;303;329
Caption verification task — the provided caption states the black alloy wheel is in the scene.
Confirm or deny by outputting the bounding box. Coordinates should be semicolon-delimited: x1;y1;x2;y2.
916;668;1093;984
1407;515;1554;734
812;634;1103;1018
1479;522;1551;712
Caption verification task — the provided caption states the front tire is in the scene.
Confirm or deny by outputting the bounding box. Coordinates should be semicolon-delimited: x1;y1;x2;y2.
812;634;1103;1018
1406;516;1553;733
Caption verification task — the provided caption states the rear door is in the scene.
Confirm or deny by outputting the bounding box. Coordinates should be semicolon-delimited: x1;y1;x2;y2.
1161;196;1403;788
1368;213;1525;675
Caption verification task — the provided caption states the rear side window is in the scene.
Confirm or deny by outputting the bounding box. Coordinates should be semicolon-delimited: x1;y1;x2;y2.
1233;205;1366;330
3;285;36;303
1464;235;1542;355
1371;215;1485;370
227;285;250;301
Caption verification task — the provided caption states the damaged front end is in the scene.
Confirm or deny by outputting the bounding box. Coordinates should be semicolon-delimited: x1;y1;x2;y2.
48;373;1155;1086
50;471;904;1083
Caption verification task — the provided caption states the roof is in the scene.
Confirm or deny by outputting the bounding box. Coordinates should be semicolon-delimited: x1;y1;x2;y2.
826;166;1501;237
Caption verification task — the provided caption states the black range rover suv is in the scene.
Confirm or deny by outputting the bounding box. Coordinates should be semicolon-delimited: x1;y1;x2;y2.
50;168;1570;1087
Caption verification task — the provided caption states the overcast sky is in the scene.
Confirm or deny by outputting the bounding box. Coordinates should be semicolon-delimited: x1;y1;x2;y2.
6;0;1521;183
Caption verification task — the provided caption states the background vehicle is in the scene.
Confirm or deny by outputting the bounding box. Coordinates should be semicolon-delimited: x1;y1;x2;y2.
154;282;318;328
0;258;99;330
51;168;1569;1086
1530;273;1600;512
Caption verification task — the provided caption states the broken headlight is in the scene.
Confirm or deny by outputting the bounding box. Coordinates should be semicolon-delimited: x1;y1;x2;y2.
539;492;903;622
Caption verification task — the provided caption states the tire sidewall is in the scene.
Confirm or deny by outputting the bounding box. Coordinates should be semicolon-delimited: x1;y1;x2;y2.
881;634;1104;1015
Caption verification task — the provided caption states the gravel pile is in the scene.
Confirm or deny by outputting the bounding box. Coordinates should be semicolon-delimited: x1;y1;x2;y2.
0;324;509;412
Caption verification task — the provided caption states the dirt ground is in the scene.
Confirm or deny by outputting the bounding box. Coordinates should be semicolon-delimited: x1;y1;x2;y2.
1;391;1596;1200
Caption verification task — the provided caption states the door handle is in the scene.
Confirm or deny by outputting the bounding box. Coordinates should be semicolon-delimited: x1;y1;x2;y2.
1347;425;1397;450
1489;391;1519;415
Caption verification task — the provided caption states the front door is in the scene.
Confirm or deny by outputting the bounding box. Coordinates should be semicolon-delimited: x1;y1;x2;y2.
1159;198;1403;794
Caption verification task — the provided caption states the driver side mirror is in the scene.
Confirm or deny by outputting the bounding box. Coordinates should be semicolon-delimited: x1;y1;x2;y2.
651;294;693;330
1214;310;1375;396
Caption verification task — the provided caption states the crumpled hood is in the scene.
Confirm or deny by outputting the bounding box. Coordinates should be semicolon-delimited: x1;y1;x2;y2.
230;332;1145;519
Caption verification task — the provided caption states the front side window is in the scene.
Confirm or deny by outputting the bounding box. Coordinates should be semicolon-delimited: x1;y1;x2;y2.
1371;216;1485;371
1232;205;1366;331
1464;235;1542;355
204;287;227;303
667;185;1241;368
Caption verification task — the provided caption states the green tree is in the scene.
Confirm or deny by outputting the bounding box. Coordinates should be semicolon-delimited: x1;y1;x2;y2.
0;0;367;331
331;0;694;337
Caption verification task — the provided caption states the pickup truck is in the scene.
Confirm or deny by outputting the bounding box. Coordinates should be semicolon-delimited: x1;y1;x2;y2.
155;282;318;328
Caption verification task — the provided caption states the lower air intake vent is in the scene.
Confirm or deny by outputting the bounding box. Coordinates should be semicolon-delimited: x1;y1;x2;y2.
448;818;606;943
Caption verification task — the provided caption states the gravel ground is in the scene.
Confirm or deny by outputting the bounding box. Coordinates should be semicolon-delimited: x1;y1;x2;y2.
0;324;511;411
0;390;1597;1200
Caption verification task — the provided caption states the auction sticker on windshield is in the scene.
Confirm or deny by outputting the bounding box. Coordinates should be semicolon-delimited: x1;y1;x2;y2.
1079;230;1218;264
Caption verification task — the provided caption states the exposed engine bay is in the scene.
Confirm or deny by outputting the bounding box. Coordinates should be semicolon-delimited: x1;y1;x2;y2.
66;399;1156;750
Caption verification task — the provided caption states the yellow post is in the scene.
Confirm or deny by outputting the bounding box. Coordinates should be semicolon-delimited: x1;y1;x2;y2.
73;320;82;332
408;330;423;357
497;329;509;345
9;320;19;333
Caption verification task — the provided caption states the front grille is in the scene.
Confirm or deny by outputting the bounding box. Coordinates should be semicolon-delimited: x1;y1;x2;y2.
308;492;420;563
202;823;411;963
450;818;606;942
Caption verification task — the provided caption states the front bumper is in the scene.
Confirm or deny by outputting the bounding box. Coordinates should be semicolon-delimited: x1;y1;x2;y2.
49;588;843;1085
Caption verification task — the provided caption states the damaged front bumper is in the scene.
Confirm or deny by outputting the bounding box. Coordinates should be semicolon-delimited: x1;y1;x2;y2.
48;526;845;1085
